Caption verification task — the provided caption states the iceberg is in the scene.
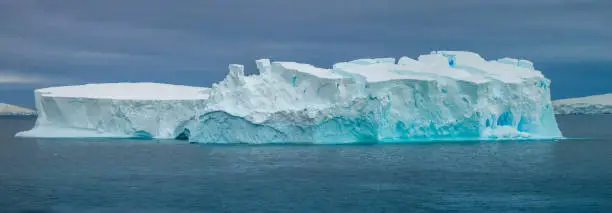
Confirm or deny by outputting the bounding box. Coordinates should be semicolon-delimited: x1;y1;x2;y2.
16;83;210;138
0;103;36;116
553;93;612;115
17;51;563;143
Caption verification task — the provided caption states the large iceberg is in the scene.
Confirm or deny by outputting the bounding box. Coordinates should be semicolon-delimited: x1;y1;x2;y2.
17;51;563;143
553;93;612;115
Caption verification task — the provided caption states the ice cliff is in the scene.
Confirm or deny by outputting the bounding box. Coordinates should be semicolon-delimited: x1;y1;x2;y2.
17;83;209;138
17;51;563;143
553;93;612;115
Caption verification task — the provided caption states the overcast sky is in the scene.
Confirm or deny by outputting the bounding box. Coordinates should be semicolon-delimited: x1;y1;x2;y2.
1;0;611;106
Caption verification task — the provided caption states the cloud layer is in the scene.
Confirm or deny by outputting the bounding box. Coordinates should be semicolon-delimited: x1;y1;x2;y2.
1;0;610;102
0;70;48;84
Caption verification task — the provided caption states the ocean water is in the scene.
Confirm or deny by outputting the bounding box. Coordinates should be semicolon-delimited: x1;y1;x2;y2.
0;116;611;213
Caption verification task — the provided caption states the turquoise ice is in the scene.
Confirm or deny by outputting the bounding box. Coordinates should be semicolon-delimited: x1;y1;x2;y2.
17;51;563;143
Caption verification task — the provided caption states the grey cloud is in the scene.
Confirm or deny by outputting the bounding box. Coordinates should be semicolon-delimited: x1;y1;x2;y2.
0;0;610;90
0;36;155;63
0;69;73;85
0;70;46;84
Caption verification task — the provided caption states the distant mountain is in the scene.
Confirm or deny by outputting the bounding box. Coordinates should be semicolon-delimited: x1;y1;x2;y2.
0;103;36;116
553;94;612;115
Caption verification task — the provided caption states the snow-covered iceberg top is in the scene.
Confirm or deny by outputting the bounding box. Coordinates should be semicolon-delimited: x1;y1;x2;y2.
553;93;612;115
17;51;563;143
0;103;36;116
35;82;210;100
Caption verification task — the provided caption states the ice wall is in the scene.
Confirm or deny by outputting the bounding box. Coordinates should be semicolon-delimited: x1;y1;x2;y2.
17;83;210;138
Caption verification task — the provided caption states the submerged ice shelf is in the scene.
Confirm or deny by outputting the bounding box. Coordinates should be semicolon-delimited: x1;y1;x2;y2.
17;51;563;143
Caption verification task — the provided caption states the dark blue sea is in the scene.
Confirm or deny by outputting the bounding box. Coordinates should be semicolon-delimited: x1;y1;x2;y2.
1;115;611;213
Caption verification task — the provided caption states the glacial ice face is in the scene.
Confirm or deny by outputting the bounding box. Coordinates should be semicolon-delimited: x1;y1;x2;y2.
17;51;563;143
16;83;210;139
553;93;612;115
